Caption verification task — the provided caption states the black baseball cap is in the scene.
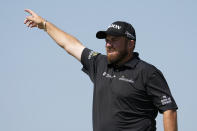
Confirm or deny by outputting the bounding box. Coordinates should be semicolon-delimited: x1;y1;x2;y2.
96;21;136;40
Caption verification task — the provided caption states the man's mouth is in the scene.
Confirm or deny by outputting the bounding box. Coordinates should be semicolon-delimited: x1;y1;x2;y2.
107;50;114;54
107;49;115;53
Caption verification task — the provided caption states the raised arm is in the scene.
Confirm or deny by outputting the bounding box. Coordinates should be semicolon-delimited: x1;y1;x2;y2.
163;110;178;131
24;9;85;61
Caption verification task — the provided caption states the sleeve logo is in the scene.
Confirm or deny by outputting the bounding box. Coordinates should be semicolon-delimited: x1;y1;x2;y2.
160;95;172;105
88;51;99;59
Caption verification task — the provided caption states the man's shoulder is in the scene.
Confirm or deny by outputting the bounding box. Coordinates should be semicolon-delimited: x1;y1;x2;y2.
133;59;162;84
97;53;107;61
136;59;160;77
82;48;107;61
85;48;107;65
138;59;157;71
95;53;108;66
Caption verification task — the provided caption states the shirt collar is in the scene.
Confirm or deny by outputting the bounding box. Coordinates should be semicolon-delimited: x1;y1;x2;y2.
108;52;140;69
124;52;140;68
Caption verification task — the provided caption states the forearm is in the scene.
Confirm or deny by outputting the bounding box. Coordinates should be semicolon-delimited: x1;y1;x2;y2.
163;110;178;131
45;21;83;53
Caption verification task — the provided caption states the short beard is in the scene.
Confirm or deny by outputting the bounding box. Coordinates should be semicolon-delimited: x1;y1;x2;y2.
107;41;129;65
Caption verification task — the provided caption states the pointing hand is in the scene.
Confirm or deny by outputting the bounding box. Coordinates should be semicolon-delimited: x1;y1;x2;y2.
24;9;46;29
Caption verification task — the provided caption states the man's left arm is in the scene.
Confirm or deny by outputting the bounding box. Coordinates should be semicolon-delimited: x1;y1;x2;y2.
163;110;178;131
145;69;178;130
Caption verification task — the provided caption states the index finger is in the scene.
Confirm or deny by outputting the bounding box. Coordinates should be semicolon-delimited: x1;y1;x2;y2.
24;9;36;16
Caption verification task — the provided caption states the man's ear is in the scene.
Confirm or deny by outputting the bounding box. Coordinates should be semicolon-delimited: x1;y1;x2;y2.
128;40;135;51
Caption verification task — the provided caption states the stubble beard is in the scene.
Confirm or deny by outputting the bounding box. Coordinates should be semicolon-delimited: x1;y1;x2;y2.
107;43;129;65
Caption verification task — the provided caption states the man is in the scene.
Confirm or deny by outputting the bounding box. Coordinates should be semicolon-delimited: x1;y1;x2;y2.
24;9;178;131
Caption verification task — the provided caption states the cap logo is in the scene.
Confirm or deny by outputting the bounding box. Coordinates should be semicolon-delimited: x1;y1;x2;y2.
108;24;121;30
125;31;132;37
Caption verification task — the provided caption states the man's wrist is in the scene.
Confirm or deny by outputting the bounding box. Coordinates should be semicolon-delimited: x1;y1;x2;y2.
43;20;47;32
42;19;47;31
37;18;47;31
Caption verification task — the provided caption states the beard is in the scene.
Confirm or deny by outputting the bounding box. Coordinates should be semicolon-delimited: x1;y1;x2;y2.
106;43;129;65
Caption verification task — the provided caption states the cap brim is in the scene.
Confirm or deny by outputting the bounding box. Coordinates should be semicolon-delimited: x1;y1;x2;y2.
96;31;107;39
96;31;124;39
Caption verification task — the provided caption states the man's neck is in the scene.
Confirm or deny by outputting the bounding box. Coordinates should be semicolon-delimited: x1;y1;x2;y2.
115;52;133;67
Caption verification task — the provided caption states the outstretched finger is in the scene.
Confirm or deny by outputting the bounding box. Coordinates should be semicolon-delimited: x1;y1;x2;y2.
24;9;36;16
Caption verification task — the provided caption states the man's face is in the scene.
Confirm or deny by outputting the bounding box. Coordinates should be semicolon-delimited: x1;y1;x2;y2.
105;35;130;65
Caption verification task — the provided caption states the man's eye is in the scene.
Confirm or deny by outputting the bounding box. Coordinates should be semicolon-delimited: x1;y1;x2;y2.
112;39;118;41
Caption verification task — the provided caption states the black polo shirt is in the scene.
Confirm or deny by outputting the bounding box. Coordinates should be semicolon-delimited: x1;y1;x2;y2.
81;48;178;131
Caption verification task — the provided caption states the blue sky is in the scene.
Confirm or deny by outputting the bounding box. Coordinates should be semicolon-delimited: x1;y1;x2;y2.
0;0;196;130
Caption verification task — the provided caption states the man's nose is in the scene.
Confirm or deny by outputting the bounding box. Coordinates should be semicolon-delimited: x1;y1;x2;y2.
106;42;113;47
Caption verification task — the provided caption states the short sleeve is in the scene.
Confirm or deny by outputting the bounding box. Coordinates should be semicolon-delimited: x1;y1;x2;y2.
81;48;100;83
146;69;178;113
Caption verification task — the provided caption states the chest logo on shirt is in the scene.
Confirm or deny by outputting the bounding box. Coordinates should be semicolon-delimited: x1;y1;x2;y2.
102;72;134;83
119;75;134;83
103;72;116;78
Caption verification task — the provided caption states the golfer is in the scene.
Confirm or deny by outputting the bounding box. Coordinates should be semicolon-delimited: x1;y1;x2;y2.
24;9;178;131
